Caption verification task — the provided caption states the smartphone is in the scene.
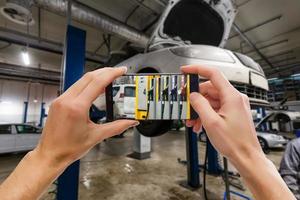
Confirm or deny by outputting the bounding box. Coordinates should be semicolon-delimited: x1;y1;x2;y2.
105;73;198;121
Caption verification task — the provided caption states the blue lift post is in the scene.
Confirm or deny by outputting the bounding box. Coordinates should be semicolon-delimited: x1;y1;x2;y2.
23;102;28;123
56;25;86;200
39;102;46;127
185;127;200;188
256;107;267;131
261;107;267;130
207;137;222;175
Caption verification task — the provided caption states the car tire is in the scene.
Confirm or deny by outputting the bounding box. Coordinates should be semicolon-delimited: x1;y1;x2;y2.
136;120;173;137
258;137;270;154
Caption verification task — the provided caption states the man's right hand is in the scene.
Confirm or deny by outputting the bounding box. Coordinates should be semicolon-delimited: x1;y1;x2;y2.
182;65;262;164
182;65;295;200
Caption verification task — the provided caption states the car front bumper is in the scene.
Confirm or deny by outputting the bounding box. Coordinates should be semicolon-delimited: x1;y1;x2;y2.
268;138;288;148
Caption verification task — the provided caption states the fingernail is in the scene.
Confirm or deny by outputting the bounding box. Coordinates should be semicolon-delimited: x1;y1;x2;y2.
185;123;191;127
186;121;192;127
180;66;186;72
190;92;198;102
118;66;127;74
131;121;140;127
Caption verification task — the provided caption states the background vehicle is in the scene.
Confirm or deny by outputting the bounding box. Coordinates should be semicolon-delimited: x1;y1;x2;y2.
113;84;135;119
92;0;268;136
256;131;287;154
256;110;300;138
0;124;41;154
199;129;287;154
102;0;268;137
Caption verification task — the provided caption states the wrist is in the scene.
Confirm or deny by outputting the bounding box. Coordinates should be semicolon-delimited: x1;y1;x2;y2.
29;147;68;174
230;148;268;178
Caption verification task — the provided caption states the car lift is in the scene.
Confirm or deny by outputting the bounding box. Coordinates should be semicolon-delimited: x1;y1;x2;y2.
178;75;187;120
54;19;248;200
161;76;169;119
56;25;86;200
38;102;47;127
146;76;154;120
170;75;177;120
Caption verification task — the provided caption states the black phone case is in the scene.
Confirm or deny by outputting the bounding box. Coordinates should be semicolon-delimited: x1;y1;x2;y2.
189;74;199;120
105;74;199;121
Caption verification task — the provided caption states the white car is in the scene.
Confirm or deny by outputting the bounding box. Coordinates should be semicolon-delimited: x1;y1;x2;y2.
256;131;288;153
120;47;269;105
113;84;135;119
95;0;269;137
0;124;41;154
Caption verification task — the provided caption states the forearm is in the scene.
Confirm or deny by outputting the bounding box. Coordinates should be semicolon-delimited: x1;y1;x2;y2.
0;149;67;200
232;150;296;200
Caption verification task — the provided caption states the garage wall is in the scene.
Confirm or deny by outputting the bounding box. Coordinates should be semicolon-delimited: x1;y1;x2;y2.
0;79;59;125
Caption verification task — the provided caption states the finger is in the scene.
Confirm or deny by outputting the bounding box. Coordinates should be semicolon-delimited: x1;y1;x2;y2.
181;65;235;96
205;96;221;110
92;120;139;142
62;67;113;98
193;118;202;134
76;67;127;107
186;120;196;127
189;92;223;130
241;93;251;110
199;81;220;100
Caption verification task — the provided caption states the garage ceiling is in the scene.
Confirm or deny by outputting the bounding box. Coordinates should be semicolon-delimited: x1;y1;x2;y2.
0;0;299;81
226;0;300;78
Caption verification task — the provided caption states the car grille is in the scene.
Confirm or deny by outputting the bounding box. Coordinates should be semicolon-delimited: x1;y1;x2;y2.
232;83;268;101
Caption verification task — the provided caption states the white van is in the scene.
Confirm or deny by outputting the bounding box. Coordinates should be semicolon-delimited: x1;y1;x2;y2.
113;84;135;119
0;124;41;154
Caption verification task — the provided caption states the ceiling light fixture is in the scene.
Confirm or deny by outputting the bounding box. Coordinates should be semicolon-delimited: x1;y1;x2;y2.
22;48;30;66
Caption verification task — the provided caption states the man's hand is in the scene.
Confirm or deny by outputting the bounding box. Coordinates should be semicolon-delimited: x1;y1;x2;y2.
182;65;295;200
36;67;139;167
182;65;261;163
0;67;139;200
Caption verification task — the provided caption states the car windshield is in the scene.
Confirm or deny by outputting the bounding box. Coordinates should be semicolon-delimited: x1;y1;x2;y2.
124;86;135;97
112;86;120;97
16;125;37;134
0;125;11;134
235;52;263;73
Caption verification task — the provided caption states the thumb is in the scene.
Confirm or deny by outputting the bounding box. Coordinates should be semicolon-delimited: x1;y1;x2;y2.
92;120;139;142
190;92;222;129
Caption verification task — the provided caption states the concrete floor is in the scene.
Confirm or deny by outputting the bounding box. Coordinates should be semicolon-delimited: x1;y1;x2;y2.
0;128;285;200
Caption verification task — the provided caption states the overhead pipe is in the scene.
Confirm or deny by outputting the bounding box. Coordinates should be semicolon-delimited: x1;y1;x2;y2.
232;39;288;53
229;15;282;40
233;23;280;73
260;57;296;67
0;62;60;84
266;62;300;76
254;50;293;63
33;0;150;47
0;27;107;64
243;39;289;55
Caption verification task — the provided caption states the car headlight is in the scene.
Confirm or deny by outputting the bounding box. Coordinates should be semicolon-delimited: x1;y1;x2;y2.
270;134;284;140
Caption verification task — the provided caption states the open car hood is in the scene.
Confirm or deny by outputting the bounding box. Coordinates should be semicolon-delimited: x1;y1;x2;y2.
255;110;300;129
146;0;237;51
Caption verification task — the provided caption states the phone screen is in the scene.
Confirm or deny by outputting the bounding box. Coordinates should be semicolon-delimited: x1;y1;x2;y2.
105;73;198;120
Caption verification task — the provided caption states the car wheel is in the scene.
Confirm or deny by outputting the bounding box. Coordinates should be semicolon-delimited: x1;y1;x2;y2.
136;120;173;137
258;137;270;154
